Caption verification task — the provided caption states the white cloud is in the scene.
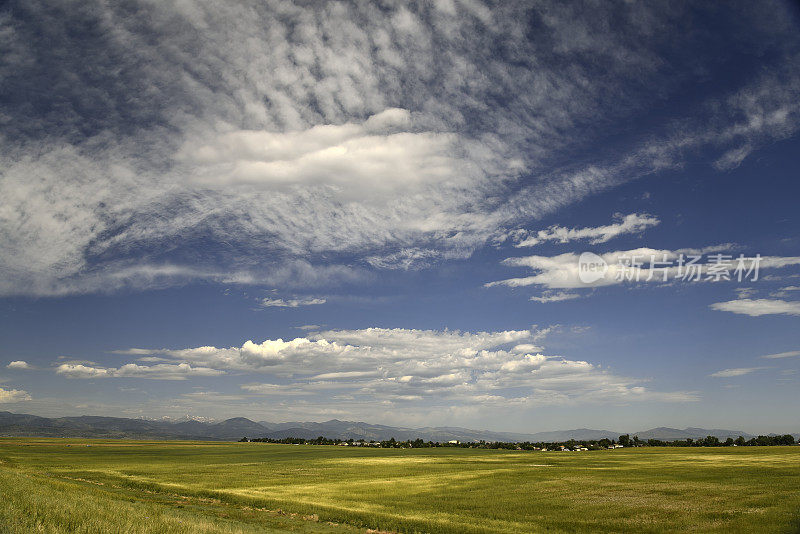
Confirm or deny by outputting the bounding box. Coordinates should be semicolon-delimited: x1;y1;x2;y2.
772;285;800;297
735;287;758;299
760;257;800;269
113;363;225;380
260;297;326;308
309;370;381;381
1;2;798;295
710;367;765;378
511;343;545;353
55;364;110;379
0;387;32;403
6;361;31;370
55;362;223;380
488;249;800;290
365;248;445;270
709;299;800;317
112;327;696;407
761;350;800;359
178;109;503;197
508;213;659;248
295;324;322;331
239;383;316;395
529;291;581;303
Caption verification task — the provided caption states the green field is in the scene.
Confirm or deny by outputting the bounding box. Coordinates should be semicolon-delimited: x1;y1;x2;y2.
1;439;799;533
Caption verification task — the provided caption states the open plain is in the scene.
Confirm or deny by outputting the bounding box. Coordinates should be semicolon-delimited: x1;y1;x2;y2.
1;438;799;533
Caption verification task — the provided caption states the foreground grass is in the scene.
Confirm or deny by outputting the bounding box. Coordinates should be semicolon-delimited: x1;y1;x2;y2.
1;439;799;533
0;458;358;534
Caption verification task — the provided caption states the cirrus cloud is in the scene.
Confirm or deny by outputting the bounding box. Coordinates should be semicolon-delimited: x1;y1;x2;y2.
1;1;799;296
761;350;800;360
506;213;660;248
260;297;327;308
710;299;800;317
710;367;766;378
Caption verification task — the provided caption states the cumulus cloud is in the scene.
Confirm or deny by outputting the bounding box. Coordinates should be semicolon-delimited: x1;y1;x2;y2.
109;327;697;408
0;387;32;403
1;1;799;295
6;361;31;369
710;367;765;378
710;299;800;317
507;213;659;248
55;364;110;379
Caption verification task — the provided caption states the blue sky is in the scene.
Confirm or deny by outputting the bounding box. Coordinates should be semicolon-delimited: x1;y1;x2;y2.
1;0;799;433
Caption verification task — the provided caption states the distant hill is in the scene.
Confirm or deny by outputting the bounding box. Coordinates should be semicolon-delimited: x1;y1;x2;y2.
632;427;755;441
247;423;766;443
0;411;789;442
521;428;622;442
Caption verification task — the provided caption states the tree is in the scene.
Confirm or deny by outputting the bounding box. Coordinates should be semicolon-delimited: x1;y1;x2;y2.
618;434;631;447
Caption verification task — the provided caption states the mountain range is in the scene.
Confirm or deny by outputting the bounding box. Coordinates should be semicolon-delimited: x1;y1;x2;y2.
0;411;785;442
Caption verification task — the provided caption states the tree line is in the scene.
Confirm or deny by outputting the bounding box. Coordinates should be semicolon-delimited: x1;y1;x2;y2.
617;433;796;447
240;433;798;449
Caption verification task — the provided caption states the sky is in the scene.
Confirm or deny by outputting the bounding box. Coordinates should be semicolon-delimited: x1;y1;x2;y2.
1;0;800;434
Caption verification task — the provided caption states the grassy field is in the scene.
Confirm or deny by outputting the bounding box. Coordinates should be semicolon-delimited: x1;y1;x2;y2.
1;438;799;533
